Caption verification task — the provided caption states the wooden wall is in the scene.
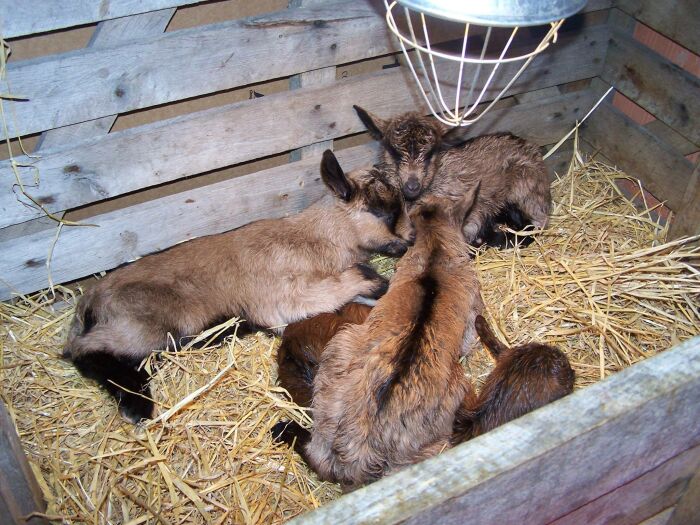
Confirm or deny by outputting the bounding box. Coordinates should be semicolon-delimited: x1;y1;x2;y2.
582;0;699;239
0;0;611;300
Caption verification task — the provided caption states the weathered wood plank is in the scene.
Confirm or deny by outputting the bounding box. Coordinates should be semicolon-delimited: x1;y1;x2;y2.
288;0;337;166
0;0;611;41
584;0;613;11
582;100;695;218
602;27;700;146
289;336;700;525
36;9;176;152
616;0;700;55
0;10;177;250
644;121;699;157
551;445;700;525
0;0;198;38
668;162;700;240
640;509;674;525
0;87;595;299
0;0;396;140
289;66;337;161
0;24;607;230
0;401;48;525
0;3;609;141
667;465;700;525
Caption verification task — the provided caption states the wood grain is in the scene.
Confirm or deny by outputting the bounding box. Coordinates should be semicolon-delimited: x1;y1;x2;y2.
616;0;700;55
0;0;397;140
0;0;198;38
602;26;700;146
0;24;607;230
551;445;700;525
0;401;48;525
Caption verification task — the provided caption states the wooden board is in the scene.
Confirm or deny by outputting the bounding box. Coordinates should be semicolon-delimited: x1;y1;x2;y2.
667;452;700;525
551;445;700;525
0;5;609;141
0;0;198;38
0;24;608;230
0;0;399;140
0;401;48;525
616;0;700;55
288;336;700;525
602;28;700;146
640;509;674;525
582;100;696;220
0;88;597;299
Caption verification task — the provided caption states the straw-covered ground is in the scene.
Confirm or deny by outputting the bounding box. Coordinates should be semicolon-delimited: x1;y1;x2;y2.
1;154;699;524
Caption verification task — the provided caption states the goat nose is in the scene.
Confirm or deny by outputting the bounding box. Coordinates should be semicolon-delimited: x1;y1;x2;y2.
404;178;421;196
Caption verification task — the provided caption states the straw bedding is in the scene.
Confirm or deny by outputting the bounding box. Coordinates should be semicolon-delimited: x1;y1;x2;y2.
1;153;699;524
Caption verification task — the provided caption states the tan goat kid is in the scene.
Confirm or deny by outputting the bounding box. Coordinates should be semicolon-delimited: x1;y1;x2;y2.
64;150;409;423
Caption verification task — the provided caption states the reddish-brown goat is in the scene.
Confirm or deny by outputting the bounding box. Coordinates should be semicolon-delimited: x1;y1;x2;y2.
354;106;551;248
452;315;575;443
64;150;409;423
276;302;372;408
273;189;483;490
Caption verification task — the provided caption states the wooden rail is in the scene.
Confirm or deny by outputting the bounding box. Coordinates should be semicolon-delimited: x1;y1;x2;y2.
0;0;199;38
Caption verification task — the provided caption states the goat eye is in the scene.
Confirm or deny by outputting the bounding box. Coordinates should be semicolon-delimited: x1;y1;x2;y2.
385;142;401;161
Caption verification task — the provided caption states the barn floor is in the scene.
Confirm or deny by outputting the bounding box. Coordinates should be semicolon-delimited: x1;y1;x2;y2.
1;153;699;525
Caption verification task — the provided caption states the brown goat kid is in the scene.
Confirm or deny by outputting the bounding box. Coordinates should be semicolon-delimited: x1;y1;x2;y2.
354;106;552;248
276;302;371;408
64;150;410;423
452;315;575;443
273;189;483;490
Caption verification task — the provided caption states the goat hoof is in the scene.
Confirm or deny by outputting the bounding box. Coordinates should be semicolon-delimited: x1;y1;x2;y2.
117;395;154;424
271;420;303;446
354;263;389;299
379;239;409;257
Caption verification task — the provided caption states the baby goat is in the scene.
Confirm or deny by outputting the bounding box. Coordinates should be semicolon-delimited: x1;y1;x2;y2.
273;188;483;490
64;150;409;423
277;302;371;408
354;106;551;248
452;315;575;443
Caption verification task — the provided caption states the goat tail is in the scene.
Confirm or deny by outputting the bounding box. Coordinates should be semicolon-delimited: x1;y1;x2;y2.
474;315;508;359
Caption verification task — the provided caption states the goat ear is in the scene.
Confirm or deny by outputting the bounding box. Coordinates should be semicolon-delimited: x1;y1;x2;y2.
320;150;354;201
440;125;470;149
353;105;387;140
452;181;481;223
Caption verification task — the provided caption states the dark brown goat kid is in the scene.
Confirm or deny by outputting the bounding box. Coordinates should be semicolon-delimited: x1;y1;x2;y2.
276;302;371;408
64;150;410;423
273;188;483;490
452;315;575;443
354;106;552;248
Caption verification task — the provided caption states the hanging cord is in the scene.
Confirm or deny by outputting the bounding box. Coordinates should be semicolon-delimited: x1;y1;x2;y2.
1;36;97;298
